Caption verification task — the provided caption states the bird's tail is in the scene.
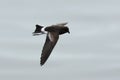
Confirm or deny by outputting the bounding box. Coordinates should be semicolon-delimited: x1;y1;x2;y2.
33;24;44;36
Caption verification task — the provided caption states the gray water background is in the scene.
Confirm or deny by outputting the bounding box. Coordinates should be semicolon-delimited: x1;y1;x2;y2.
0;0;120;80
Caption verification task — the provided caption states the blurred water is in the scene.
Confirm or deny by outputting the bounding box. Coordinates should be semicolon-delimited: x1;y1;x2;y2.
0;0;120;80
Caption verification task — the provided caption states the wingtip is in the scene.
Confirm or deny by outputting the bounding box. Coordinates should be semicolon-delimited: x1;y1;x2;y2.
57;22;68;25
52;22;68;26
40;63;43;66
40;60;45;66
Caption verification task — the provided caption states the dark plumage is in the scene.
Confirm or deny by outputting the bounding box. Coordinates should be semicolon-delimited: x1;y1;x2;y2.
33;22;70;66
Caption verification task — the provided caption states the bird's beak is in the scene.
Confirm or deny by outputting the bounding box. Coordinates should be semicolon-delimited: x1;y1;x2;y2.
68;31;70;34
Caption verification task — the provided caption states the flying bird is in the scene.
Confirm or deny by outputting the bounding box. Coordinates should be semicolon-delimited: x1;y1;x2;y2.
33;22;70;66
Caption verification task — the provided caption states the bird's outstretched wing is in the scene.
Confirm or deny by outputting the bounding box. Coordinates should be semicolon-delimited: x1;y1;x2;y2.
55;22;68;26
50;22;68;27
40;32;59;66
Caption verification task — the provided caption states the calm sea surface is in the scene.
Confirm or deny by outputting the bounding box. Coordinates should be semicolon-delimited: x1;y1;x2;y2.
0;0;120;80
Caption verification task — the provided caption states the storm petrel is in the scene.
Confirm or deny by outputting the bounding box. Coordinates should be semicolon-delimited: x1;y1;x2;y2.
33;22;70;66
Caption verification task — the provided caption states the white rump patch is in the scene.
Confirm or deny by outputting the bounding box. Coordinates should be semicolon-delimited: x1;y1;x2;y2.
41;27;47;34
